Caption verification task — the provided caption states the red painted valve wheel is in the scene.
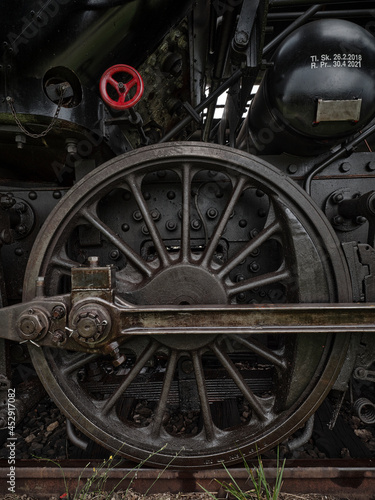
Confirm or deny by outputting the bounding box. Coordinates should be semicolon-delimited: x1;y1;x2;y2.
99;64;144;110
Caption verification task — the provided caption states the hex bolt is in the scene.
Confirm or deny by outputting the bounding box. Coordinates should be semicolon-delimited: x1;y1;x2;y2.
103;342;126;367
151;209;161;221
133;210;143;221
165;220;177;231
250;228;259;238
17;309;48;340
65;138;78;155
287;164;298;174
51;330;67;344
236;293;246;303
88;256;99;268
142;225;149;235
52;305;66;320
15;134;26;150
366;161;375;172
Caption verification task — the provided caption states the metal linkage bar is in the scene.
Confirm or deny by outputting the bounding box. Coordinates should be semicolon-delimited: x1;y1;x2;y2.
4;293;375;356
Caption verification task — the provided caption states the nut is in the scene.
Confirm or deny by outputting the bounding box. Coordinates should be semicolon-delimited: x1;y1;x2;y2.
17;308;49;340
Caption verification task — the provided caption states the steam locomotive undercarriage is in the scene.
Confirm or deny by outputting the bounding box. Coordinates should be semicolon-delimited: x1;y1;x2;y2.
1;0;375;468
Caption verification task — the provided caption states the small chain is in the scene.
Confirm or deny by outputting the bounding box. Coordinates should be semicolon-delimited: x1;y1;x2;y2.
6;86;66;139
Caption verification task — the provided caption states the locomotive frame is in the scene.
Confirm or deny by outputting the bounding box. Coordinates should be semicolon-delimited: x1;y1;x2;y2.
0;0;375;468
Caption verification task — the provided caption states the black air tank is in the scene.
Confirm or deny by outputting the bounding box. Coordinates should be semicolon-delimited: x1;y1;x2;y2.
239;19;375;155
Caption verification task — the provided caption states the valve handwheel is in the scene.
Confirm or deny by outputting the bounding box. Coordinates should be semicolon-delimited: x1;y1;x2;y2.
99;64;144;110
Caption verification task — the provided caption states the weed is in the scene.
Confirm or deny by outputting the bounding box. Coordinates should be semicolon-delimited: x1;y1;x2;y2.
34;443;184;499
201;448;285;500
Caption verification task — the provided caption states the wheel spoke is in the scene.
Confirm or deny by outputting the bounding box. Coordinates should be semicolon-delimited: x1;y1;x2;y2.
217;220;281;279
50;252;78;274
101;340;159;416
211;343;266;421
151;349;178;438
81;206;154;277
234;336;287;370
227;268;291;297
62;353;101;375
127;174;171;268
191;351;215;441
181;164;192;263
201;176;247;267
108;77;120;92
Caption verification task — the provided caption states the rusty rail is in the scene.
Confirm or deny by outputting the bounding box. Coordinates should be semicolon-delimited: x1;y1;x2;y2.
1;459;375;499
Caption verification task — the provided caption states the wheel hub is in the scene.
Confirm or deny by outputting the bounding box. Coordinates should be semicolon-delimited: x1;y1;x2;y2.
132;264;228;305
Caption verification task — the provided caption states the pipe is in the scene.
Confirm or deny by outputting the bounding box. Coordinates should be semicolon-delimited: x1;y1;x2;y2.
66;419;89;451
287;415;315;452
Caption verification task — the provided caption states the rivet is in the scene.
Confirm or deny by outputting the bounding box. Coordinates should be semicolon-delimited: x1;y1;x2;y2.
340;162;351;172
53;190;62;199
249;261;260;272
121;223;130;232
191;219;202;230
239;219;247;228
167;191;176;200
356;216;367;225
207;208;218;219
28;191;37;200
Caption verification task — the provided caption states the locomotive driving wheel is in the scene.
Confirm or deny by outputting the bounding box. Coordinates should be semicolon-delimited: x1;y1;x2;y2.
24;143;351;468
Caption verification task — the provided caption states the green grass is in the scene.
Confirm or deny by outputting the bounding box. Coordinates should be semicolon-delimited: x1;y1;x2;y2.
34;443;185;499
201;448;286;500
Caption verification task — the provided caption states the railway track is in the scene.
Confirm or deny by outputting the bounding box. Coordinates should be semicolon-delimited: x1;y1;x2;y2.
1;459;375;500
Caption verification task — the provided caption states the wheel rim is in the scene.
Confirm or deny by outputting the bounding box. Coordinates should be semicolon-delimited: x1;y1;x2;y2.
24;143;351;468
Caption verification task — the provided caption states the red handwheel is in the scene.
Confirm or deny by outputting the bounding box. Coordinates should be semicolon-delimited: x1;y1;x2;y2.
99;64;144;110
